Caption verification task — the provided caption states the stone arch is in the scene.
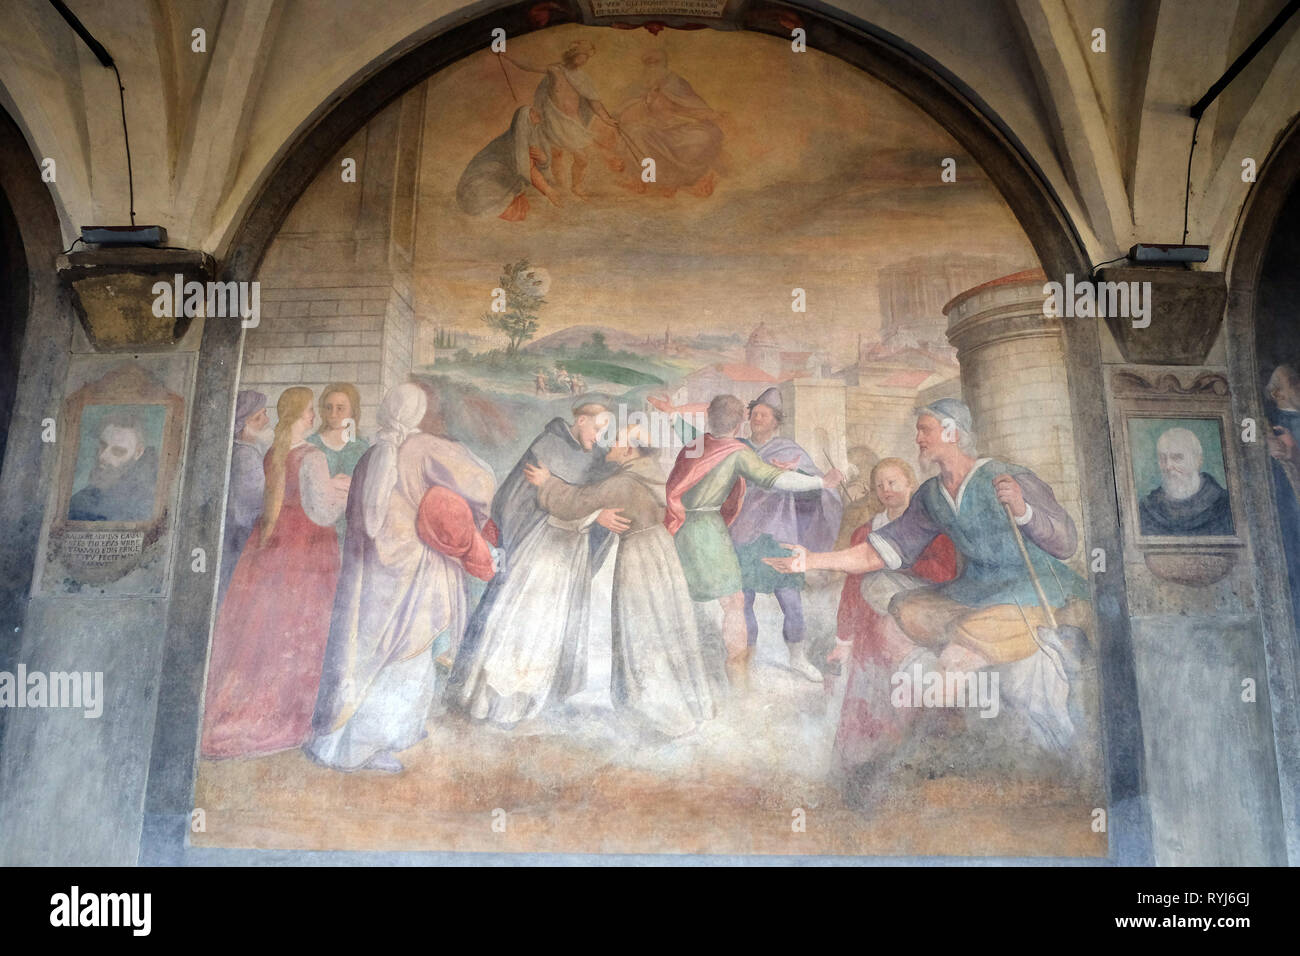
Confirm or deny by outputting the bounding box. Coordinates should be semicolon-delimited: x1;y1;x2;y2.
1222;112;1300;857
144;1;1150;862
0;104;69;629
0;103;72;770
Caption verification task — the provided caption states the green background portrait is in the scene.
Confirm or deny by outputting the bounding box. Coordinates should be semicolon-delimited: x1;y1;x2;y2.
71;403;167;495
1128;416;1228;498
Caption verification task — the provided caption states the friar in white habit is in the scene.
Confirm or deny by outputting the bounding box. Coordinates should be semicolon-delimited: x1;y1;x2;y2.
306;383;496;773
449;398;623;727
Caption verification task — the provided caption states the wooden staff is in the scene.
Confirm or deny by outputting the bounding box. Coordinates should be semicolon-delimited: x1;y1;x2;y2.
1002;498;1058;633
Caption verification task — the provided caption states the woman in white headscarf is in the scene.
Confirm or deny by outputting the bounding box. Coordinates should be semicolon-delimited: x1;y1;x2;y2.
306;383;496;773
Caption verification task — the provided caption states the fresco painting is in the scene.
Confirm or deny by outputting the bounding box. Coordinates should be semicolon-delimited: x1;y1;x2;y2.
193;27;1108;856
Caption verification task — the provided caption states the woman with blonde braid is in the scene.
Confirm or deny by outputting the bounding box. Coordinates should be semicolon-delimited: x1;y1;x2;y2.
201;387;351;759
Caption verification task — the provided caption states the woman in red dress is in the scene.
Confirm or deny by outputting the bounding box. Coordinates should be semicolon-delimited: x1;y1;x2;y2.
201;386;351;759
828;458;957;784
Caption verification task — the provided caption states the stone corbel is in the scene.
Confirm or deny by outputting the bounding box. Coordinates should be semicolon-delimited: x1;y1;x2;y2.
56;247;214;351
1096;266;1226;365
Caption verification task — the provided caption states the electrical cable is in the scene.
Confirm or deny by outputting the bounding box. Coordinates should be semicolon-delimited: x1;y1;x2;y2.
1181;0;1298;245
47;0;134;226
1182;113;1202;246
111;61;134;227
1090;254;1129;276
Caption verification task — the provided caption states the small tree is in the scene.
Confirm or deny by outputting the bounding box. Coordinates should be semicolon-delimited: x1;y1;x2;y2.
482;259;545;356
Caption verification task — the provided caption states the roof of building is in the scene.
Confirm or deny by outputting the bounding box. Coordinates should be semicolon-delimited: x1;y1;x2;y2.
717;363;788;382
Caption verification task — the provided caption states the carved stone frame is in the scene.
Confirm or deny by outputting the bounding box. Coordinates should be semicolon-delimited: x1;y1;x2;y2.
46;362;186;587
1106;367;1245;585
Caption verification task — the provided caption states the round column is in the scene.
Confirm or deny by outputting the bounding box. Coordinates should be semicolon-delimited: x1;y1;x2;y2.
944;269;1083;538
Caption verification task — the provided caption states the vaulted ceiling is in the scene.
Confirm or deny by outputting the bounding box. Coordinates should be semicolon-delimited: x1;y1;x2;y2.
1;0;1297;271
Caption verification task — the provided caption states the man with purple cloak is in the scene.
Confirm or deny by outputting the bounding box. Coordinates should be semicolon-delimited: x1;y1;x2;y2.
306;383;496;773
729;387;842;682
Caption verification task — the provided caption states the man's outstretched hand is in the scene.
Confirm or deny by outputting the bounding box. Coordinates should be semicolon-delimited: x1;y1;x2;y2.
762;543;807;574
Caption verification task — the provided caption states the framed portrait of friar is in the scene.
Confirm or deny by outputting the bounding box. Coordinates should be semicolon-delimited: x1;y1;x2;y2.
1107;367;1245;584
35;357;191;596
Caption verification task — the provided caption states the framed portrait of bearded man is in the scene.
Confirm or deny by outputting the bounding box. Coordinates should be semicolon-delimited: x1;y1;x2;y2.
38;358;188;593
1107;368;1245;584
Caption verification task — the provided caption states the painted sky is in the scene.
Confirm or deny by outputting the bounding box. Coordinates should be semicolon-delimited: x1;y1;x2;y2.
413;25;1035;362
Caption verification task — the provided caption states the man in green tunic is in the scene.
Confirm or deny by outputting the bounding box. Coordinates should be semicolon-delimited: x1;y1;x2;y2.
664;394;842;687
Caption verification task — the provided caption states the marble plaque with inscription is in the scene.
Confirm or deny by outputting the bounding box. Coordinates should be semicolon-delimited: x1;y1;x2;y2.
589;0;727;18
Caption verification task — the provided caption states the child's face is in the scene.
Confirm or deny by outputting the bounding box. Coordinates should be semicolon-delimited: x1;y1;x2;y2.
874;466;912;511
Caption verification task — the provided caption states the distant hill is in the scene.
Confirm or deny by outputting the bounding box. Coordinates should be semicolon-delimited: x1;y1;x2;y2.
523;325;646;353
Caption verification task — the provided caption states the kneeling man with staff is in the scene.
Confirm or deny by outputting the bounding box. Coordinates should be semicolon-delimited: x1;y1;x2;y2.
765;399;1090;749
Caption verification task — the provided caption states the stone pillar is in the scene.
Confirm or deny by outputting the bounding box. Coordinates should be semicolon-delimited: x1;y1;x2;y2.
844;383;922;462
944;270;1082;536
780;377;847;470
245;274;413;436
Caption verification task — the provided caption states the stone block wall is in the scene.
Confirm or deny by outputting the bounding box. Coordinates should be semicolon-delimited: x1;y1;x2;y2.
781;378;847;470
845;384;922;462
241;274;414;437
381;271;415;402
